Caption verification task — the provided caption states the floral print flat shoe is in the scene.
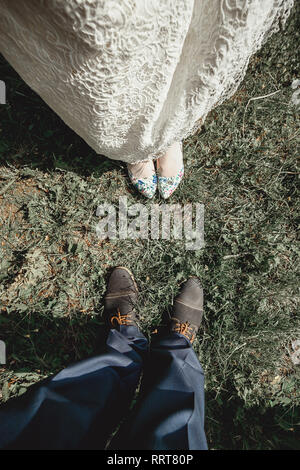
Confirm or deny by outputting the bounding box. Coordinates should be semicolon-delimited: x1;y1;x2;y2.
127;168;157;199
157;166;184;199
157;141;184;199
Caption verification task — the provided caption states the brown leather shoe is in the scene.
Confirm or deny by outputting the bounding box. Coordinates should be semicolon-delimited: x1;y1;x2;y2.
169;277;203;343
104;267;139;329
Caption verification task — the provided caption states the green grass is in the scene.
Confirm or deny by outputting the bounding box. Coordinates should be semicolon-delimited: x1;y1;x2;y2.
0;4;299;449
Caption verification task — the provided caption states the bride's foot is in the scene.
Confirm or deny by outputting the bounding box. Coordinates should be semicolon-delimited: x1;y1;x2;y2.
156;141;184;199
127;160;157;199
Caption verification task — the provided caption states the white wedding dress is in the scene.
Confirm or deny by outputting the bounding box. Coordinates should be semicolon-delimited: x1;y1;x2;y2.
0;0;294;163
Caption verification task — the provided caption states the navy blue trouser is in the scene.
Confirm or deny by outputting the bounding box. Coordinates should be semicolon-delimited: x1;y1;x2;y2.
0;326;208;450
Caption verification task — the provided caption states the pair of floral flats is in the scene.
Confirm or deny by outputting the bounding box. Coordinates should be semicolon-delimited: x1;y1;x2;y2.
127;142;184;200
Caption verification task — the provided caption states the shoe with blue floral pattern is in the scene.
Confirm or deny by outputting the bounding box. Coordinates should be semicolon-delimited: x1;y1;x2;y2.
157;141;184;199
127;160;157;199
157;165;184;199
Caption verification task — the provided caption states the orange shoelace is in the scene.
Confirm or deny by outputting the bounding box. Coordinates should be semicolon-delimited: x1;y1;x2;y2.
173;321;196;343
110;308;133;327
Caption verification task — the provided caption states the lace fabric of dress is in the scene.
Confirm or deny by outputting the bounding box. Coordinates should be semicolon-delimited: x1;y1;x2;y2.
0;0;295;163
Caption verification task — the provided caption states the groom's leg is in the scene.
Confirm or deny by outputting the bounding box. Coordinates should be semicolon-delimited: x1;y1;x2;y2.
0;324;147;450
0;266;146;449
113;331;207;450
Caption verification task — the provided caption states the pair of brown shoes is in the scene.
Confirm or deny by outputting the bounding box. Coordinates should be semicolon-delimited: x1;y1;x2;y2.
104;267;203;344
